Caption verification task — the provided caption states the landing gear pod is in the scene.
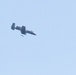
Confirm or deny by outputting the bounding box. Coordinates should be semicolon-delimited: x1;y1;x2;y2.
11;23;15;30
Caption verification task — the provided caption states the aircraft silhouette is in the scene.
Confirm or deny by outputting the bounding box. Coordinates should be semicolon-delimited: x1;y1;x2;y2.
11;23;36;36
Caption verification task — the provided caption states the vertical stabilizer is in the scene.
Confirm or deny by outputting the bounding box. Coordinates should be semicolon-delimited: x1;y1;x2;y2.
11;23;15;30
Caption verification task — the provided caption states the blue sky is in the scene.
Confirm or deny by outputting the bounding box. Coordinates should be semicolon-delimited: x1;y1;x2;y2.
0;0;76;75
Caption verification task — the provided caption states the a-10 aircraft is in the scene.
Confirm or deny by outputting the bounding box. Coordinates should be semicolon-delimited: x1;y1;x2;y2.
11;23;36;36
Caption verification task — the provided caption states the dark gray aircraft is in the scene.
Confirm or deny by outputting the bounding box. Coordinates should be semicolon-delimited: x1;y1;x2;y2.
11;23;36;36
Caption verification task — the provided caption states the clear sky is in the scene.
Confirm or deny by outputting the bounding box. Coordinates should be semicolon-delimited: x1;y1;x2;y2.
0;0;76;75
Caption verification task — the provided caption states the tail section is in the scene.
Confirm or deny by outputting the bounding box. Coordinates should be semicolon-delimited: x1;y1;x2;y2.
11;23;15;30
